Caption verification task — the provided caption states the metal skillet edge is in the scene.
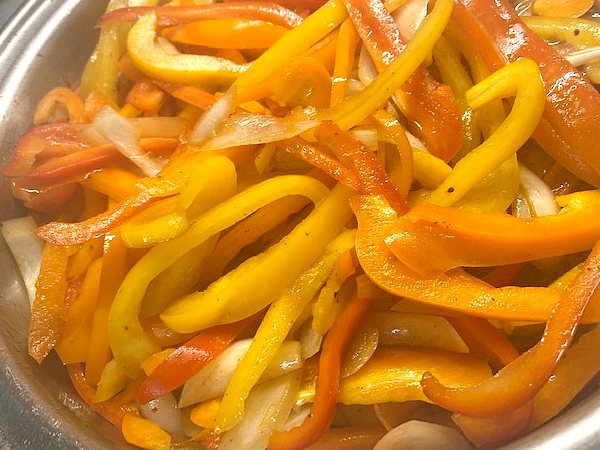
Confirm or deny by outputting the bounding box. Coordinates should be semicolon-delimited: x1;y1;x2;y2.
0;0;600;449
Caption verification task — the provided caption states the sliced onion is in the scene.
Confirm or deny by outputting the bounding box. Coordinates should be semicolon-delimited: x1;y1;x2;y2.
281;405;311;431
199;108;319;151
140;392;184;436
346;78;367;96
1;216;43;307
341;321;379;378
566;46;600;67
299;320;323;360
219;371;302;450
358;46;378;87
374;420;473;450
189;86;237;145
514;0;534;16
93;106;165;177
350;128;380;153
179;339;303;408
393;0;428;40
517;164;559;217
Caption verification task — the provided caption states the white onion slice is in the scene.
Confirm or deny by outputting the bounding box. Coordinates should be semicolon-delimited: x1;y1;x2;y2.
374;420;473;450
393;0;428;40
341;321;379;378
299;321;323;360
518;164;559;217
566;46;600;67
140;393;184;436
179;339;303;408
199;109;319;151
350;128;380;153
189;86;237;145
93;107;165;177
358;46;378;87
219;371;302;450
1;216;43;307
78;117;186;146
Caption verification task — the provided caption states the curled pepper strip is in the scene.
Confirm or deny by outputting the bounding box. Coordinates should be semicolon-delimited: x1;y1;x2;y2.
109;176;332;377
99;2;303;29
385;190;600;275
351;194;564;323
426;59;545;207
453;0;600;187
421;239;600;418
268;293;370;450
343;0;463;162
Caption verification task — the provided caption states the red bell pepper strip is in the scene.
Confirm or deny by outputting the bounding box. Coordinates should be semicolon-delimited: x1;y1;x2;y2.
137;318;252;405
452;0;600;187
268;294;370;450
421;239;600;418
343;0;463;162
99;3;303;29
316;123;408;213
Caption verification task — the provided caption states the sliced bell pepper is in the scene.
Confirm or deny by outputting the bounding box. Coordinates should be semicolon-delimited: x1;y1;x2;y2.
121;414;171;450
99;2;303;29
136;319;251;405
162;18;288;49
343;0;463;162
127;13;248;86
33;87;85;125
330;18;360;106
385;190;600;275
532;0;593;18
521;16;600;48
452;0;600;187
421;239;600;417
268;293;370;450
351;194;565;322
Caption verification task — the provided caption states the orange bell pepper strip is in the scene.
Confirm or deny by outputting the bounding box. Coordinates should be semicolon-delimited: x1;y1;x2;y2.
343;0;463;162
126;79;165;116
268;294;370;450
136;318;252;405
351;194;564;323
452;0;600;187
385;190;600;275
28;243;72;363
162;18;288;49
330;18;360;106
421;239;600;418
122;414;171;450
99;3;302;28
155;82;216;111
316;123;408;213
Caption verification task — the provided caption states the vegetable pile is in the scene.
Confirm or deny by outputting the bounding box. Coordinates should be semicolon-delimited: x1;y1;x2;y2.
3;0;600;448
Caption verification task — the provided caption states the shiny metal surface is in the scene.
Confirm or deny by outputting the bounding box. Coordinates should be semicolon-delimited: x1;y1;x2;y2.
0;1;600;449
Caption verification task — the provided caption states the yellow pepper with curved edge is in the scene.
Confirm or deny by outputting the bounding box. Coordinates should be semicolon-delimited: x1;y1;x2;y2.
108;175;331;377
426;59;545;207
321;0;453;130
522;16;600;47
216;229;356;431
161;183;352;333
127;13;247;85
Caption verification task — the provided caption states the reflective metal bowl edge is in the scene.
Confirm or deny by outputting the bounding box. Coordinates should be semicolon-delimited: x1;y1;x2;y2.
0;1;599;449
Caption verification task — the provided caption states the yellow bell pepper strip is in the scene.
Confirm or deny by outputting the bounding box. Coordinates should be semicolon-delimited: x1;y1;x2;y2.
109;176;332;377
28;243;72;363
532;0;593;18
351;194;564;322
232;0;347;93
277;138;362;192
99;3;303;29
446;315;519;372
82;167;141;202
268;293;370;450
122;414;171;450
190;397;221;429
56;258;102;364
330;18;360;106
216;229;356;431
67;364;139;428
420;239;600;418
530;324;600;429
343;0;463;163
127;13;248;86
452;0;600;188
372;110;413;198
317;123;408;213
96;358;131;403
321;0;453;132
521;16;600;48
86;231;128;385
161;183;352;334
162;18;288;49
385;190;600;275
302;29;338;73
78;0;122;102
425;59;545;207
137;319;251;405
